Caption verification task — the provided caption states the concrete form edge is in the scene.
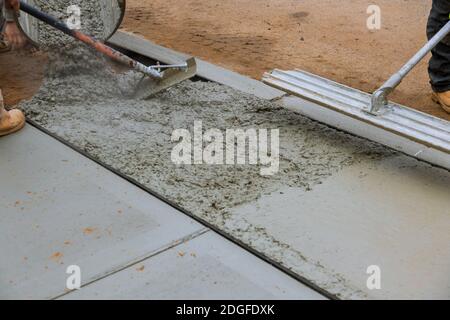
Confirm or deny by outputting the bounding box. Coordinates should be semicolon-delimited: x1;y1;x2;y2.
108;31;286;100
281;95;450;170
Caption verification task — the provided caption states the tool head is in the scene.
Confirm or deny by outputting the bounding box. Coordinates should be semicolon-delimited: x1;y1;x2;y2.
133;58;197;100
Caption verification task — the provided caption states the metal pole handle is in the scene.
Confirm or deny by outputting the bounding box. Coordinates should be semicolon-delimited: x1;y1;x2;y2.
370;20;450;114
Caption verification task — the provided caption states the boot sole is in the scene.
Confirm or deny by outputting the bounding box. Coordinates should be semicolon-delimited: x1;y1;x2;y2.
0;46;11;53
432;93;450;114
0;120;25;137
0;41;11;53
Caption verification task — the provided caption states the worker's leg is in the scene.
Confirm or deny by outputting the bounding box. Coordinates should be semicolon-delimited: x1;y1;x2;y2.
428;0;450;113
0;0;3;24
427;0;450;93
0;89;26;137
0;0;10;53
0;0;4;32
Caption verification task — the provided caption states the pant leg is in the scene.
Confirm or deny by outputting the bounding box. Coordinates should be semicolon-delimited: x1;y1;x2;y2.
0;0;5;32
427;0;450;92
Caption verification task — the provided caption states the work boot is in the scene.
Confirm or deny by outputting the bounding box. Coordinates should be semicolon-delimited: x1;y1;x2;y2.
0;91;26;137
0;108;25;136
432;91;450;114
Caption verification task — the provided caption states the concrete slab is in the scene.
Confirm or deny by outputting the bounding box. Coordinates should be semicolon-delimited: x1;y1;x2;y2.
231;155;450;299
108;31;286;100
62;231;325;300
0;125;205;299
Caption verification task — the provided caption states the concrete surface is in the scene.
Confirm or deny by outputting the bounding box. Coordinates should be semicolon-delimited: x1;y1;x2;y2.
0;125;323;300
0;126;204;299
232;155;450;299
63;232;324;300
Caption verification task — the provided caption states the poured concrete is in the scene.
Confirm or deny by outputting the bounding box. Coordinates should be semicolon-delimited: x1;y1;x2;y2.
0;125;323;300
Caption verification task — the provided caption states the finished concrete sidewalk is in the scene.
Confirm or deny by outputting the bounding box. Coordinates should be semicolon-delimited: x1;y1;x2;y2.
0;125;324;300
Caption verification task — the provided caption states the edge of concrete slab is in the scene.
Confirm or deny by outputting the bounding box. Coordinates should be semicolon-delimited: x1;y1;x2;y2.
108;30;286;101
52;228;210;300
281;96;450;171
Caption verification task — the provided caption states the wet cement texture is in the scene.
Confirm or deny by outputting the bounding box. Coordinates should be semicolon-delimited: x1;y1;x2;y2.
22;48;393;222
19;1;398;299
31;0;121;47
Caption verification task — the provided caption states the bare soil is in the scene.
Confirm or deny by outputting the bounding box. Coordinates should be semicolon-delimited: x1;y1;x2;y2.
0;50;46;106
121;0;449;120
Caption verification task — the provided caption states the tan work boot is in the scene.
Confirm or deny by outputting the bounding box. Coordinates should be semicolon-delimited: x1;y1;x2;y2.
0;108;26;137
432;91;450;114
0;91;26;137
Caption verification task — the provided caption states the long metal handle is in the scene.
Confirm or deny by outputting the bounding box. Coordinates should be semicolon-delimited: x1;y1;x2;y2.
370;20;450;114
19;1;172;79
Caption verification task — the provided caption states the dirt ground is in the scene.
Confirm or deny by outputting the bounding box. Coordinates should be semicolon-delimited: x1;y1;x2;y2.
121;0;449;120
0;50;46;106
0;0;449;120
